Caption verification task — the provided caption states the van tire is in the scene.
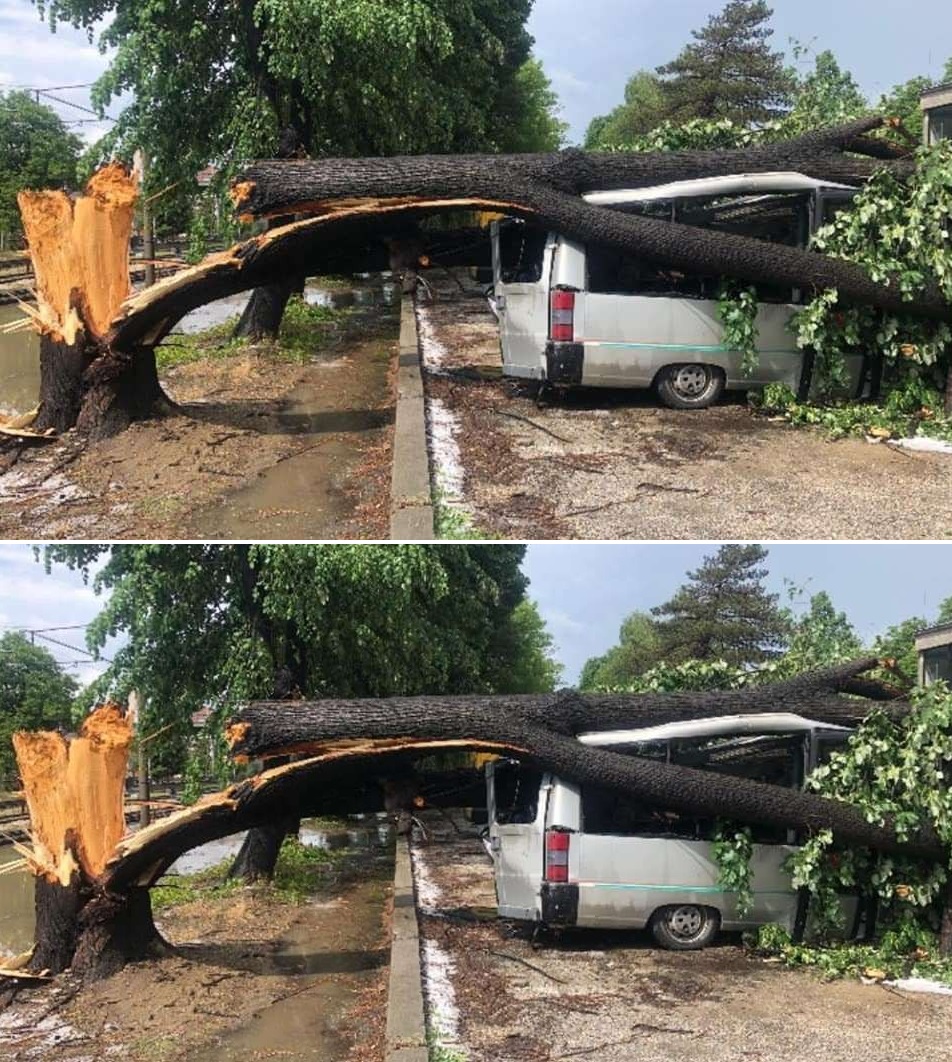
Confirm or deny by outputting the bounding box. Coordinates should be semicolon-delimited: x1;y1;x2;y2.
649;905;720;950
655;364;725;409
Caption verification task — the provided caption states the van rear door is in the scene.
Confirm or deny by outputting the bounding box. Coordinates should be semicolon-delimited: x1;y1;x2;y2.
491;221;555;380
486;759;546;921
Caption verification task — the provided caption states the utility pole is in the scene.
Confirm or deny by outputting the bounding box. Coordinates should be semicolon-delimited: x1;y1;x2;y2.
129;689;151;827
134;150;156;288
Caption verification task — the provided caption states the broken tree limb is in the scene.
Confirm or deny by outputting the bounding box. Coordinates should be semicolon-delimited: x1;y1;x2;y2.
228;658;906;760
231;117;912;218
222;660;942;860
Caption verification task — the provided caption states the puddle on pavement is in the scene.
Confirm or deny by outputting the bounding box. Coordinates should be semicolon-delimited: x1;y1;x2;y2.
0;303;40;416
0;844;34;958
183;821;393;1062
186;300;398;540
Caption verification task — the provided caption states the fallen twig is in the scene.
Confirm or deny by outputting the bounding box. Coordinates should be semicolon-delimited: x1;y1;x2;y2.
489;950;569;984
493;409;572;444
564;482;702;518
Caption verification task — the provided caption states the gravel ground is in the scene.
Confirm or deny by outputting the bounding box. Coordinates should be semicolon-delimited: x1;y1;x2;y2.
420;279;952;540
412;817;952;1062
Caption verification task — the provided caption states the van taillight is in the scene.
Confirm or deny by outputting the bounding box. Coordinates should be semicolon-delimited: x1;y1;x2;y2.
550;289;575;342
545;830;570;883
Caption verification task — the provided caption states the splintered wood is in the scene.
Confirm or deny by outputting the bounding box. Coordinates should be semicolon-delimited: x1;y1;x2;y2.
12;703;133;884
17;163;137;344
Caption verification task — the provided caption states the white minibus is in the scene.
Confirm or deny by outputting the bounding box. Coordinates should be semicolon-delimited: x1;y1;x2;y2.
490;173;865;408
486;713;855;949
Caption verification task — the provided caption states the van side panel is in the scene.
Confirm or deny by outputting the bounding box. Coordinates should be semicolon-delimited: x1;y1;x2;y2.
578;294;804;391
573;836;799;931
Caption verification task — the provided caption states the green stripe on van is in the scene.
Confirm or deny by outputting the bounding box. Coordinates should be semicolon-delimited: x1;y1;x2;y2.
588;341;800;356
577;882;793;895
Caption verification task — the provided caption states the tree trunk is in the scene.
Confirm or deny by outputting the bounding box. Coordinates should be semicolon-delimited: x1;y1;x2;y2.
13;704;169;981
19;164;174;440
233;280;296;342
940;877;952;957
228;815;300;882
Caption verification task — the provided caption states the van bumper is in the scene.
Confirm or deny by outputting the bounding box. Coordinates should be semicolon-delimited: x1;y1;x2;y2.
545;342;584;386
541;882;579;926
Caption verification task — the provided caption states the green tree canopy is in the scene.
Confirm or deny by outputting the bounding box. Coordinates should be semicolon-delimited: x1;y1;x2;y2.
655;0;795;124
32;0;538;227
774;590;862;677
651;544;790;668
0;90;82;243
0;631;78;787
42;544;559;773
583;71;668;149
578;611;661;690
498;57;568;153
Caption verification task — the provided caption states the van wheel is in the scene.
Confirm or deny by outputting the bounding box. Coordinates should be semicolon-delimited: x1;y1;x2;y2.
656;364;724;409
649;905;720;950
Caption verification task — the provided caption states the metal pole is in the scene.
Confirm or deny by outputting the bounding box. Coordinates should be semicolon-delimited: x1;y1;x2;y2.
129;690;151;827
140;152;156;288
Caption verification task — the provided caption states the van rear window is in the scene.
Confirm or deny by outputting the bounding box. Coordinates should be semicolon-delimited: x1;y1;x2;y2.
492;761;543;825
497;222;547;284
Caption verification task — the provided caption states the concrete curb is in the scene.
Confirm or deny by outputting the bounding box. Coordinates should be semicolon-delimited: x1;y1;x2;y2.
385;837;429;1062
390;294;435;540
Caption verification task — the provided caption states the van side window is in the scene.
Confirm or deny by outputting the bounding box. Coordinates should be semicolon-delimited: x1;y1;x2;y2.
586;247;709;299
492;761;543;825
582;786;713;839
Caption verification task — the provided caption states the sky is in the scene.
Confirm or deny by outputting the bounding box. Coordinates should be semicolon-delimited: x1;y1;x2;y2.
1;0;951;145
0;542;115;688
0;542;949;692
522;542;952;684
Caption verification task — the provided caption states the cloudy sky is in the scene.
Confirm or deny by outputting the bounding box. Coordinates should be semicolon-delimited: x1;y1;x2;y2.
1;0;951;145
0;542;116;688
1;543;949;690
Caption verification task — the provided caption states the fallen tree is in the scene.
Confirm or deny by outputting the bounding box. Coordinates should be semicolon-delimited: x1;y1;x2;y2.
10;660;944;982
13;117;951;439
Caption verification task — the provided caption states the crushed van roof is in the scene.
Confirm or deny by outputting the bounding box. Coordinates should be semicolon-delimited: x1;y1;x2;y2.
583;171;857;208
577;712;851;747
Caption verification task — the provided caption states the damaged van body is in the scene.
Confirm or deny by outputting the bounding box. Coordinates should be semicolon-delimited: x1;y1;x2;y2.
490;172;867;409
486;713;858;949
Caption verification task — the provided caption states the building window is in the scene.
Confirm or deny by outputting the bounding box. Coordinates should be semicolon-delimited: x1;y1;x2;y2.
922;646;952;685
928;106;952;145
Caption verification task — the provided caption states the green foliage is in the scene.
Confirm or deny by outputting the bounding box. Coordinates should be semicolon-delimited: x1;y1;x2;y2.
150;859;241;911
655;1;795;125
774;591;863;678
794;140;952;391
713;822;755;916
652;544;790;669
584;71;668;149
0;632;78;787
752;923;952;985
496;601;563;693
0;90;82;241
497;58;568;153
781;45;868;136
272;835;336;903
717;282;759;375
157;296;345;371
587;658;750;695
578;612;661;691
789;684;952;939
752;376;952;444
42;545;556;774
30;0;539;234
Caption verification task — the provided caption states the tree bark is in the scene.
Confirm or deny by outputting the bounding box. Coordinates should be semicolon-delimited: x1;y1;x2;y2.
233;281;296;342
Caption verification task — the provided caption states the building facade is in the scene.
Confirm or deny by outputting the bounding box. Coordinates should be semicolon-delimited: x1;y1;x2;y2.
921;83;952;145
916;622;952;686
